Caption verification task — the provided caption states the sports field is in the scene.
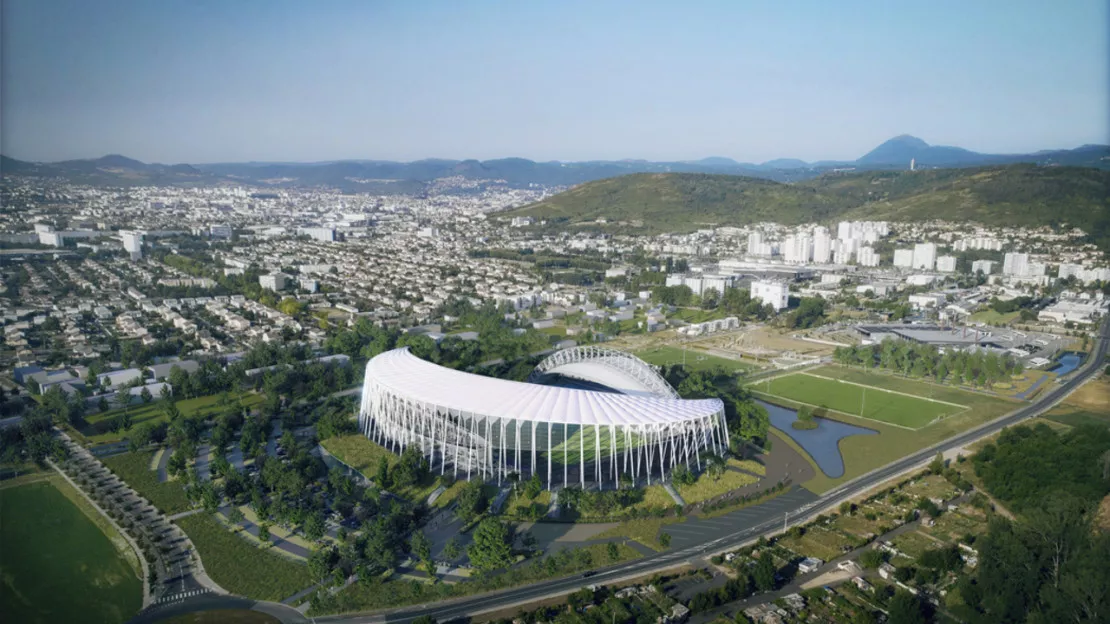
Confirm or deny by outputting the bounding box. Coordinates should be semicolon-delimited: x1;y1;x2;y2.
752;365;1019;494
756;371;965;429
635;346;758;373
1;476;141;623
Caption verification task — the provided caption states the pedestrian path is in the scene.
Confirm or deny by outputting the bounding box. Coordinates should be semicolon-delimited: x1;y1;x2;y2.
154;588;210;605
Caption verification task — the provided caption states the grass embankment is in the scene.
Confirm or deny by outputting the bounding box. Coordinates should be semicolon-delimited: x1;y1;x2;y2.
320;435;440;504
1045;375;1110;428
1;477;142;624
102;450;191;514
176;512;313;602
756;366;1017;494
968;310;1020;325
755;371;964;428
636;346;759;373
676;459;761;504
594;517;687;550
311;542;640;616
79;392;263;445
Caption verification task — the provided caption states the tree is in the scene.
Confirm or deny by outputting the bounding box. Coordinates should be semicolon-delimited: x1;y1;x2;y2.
607;541;620;561
859;549;885;569
309;545;336;581
659;532;672;548
140;386;153;404
374;456;391;489
227;507;245;528
704;453;727;481
467;518;513;572
929;451;945;475
443;537;462;561
753;553;776;591
455;480;488;522
887;589;928;624
411;530;434;578
258;522;271;545
98;396;110;412
304;512;326;542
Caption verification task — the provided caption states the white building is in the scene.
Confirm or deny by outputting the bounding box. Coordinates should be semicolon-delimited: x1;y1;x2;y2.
750;280;790;311
121;230;143;261
259;273;289;291
893;249;914;268
935;255;957;273
746;231;765;256
912;243;937;271
1003;252;1029;277
812;227;832;264
511;216;534;227
781;234;812;264
300;227;336;242
908;293;946;309
971;260;995;275
857;247;880;267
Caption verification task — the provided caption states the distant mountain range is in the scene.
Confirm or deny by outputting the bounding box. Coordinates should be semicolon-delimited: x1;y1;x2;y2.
1;136;1107;191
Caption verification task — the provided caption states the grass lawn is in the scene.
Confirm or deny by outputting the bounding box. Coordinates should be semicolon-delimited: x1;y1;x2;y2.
320;435;439;504
102;450;192;514
550;426;641;464
762;367;1019;494
80;392;263;445
731;459;766;476
969;310;1020;325
755;372;963;428
1;477;142;624
636;346;759;373
890;530;944;560
1045;376;1110;428
676;463;760;504
668;308;733;324
594;516;687;550
778;525;856;561
431;480;468;508
176;512;313;602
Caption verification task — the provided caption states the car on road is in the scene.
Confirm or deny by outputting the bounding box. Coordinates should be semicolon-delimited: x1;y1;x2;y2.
581;570;596;578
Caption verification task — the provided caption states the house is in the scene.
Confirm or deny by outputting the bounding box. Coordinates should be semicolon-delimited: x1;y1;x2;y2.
797;557;823;574
878;562;897;580
851;576;874;592
149;360;201;380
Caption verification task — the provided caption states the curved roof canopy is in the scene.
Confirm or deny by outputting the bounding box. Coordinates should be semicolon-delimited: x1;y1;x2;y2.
365;348;723;426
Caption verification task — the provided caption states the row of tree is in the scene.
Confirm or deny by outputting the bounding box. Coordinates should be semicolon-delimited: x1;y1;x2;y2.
833;340;1024;387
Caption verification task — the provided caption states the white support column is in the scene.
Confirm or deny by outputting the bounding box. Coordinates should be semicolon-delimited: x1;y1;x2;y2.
547;422;553;488
595;424;601;487
579;423;586;489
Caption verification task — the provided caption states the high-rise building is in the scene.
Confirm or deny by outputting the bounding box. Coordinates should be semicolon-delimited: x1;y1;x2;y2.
912;243;937;271
971;260;995;275
857;247;880;267
750;280;790;311
782;234;812;264
209;225;233;239
1003;252;1029;276
935;255;957;272
121;230;143;261
259;273;289;291
812;227;831;264
747;231;764;256
893;249;914;268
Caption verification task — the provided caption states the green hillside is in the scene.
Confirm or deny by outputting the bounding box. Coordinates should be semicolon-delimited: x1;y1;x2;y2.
506;165;1110;247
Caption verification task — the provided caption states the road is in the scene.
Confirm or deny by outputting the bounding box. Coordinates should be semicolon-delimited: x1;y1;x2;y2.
316;314;1109;624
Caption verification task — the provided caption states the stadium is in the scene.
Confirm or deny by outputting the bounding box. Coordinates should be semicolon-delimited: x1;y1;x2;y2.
358;346;727;489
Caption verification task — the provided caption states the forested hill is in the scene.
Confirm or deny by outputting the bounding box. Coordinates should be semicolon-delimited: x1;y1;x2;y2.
504;165;1110;249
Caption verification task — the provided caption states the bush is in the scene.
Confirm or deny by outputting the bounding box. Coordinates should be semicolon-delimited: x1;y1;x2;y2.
859;549;885;569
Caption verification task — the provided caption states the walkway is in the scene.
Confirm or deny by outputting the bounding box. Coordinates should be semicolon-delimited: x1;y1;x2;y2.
157;445;173;482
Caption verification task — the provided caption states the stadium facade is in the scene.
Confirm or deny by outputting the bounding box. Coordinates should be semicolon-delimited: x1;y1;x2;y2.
358;346;727;489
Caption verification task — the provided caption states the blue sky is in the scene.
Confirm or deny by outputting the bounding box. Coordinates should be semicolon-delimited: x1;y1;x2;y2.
2;0;1107;163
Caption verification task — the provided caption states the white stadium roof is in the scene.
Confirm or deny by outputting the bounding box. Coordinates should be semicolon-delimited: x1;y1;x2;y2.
365;348;723;426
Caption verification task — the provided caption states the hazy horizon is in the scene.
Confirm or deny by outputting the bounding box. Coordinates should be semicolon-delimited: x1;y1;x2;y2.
2;0;1107;164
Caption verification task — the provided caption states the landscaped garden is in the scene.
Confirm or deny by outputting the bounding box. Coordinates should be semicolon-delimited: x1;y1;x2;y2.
102;450;192;514
1;476;142;624
79;392;262;445
176;512;313;602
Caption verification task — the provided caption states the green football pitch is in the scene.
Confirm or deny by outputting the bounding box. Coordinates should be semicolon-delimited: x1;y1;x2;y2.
756;372;966;429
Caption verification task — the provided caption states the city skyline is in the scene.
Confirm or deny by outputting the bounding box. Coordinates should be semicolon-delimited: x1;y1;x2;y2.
2;0;1108;164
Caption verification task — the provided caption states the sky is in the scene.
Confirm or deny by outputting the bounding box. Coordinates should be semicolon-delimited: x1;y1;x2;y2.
2;0;1108;164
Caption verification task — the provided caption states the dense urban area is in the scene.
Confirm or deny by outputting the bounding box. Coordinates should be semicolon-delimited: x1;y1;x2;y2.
1;153;1108;624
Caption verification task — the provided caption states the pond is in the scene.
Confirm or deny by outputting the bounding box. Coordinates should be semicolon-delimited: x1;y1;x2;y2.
757;399;878;479
1048;352;1082;376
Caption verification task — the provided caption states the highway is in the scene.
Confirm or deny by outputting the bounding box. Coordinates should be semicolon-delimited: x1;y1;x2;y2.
319;315;1109;624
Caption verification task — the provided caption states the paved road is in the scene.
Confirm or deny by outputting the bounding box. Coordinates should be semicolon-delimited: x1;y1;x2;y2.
313;315;1109;624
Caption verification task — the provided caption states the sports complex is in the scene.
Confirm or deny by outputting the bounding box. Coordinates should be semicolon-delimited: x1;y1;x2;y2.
358;346;729;489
